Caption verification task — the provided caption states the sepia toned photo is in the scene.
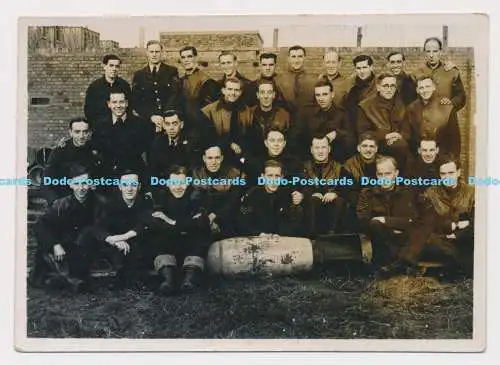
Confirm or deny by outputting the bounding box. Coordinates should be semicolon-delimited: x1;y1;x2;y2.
15;14;488;352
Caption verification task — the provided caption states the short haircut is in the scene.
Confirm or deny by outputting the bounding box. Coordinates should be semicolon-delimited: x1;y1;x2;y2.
259;52;277;62
68;164;90;179
377;72;397;83
68;117;90;130
203;144;223;155
263;159;284;174
386;51;405;61
376;155;398;170
146;40;162;49
169;165;189;176
358;131;378;145
415;75;435;84
119;168;141;179
163;109;184;120
288;45;306;56
223;77;242;88
102;54;121;65
257;79;275;91
419;134;438;146
107;86;128;101
265;126;286;139
324;48;342;61
311;133;329;145
314;79;333;91
219;51;237;61
353;54;374;66
437;152;461;170
423;37;443;51
179;46;198;56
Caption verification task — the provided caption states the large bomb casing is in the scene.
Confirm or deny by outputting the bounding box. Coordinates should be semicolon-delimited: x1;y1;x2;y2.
207;234;364;276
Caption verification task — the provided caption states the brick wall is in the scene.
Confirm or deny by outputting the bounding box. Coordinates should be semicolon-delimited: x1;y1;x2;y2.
27;33;476;174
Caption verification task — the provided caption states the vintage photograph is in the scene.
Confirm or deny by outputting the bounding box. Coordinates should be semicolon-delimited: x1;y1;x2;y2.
16;14;488;351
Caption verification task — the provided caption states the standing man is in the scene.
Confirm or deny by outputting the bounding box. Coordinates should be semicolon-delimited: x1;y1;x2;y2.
84;54;132;123
345;54;378;125
412;37;466;112
247;52;284;107
318;48;352;108
275;45;316;115
290;80;355;163
356;73;413;173
407;76;461;157
132;40;182;133
217;51;251;105
385;51;417;106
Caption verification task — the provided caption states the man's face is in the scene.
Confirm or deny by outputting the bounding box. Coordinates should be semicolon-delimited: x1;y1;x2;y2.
387;54;404;75
376;160;399;189
163;115;183;139
355;60;373;80
439;162;460;188
263;166;282;193
311;138;331;163
103;59;120;79
314;85;334;110
260;57;276;78
417;79;436;101
69;173;90;201
219;54;237;77
257;83;275;108
107;93;128;117
147;44;162;65
418;141;439;164
377;76;398;100
324;52;340;76
119;174;140;201
69;121;90;147
168;173;188;198
288;49;305;71
425;40;442;67
357;139;378;161
264;131;286;157
203;147;223;173
222;81;242;103
180;49;197;71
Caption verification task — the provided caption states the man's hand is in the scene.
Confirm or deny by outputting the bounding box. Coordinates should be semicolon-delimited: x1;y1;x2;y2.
55;136;71;148
446;233;457;239
326;130;337;142
443;60;457;71
458;220;470;230
53;244;66;262
385;132;402;146
208;213;217;224
291;191;304;205
105;235;123;245
152;211;176;225
322;192;338;203
192;212;202;219
230;143;242;155
372;216;386;224
451;222;457;231
113;241;130;255
440;97;453;105
150;115;164;132
312;193;323;200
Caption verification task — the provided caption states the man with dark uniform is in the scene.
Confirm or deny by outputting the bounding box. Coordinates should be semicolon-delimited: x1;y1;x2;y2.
247;53;284;107
42;117;99;204
357;156;417;274
345;54;378;125
31;165;97;292
238;160;305;237
408;76;461;157
216;51;252;105
356;73;413;173
148;110;200;179
399;153;474;278
385;51;417;106
412;37;466;112
317;49;352;108
407;137;440;179
192;145;245;239
132;40;182;134
303;135;347;236
275;45;316;116
291;80;355;163
150;165;211;294
84;54;132;123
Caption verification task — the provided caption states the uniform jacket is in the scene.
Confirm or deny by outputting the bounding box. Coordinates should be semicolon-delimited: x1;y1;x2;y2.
303;159;344;195
84;76;132;123
345;73;378;124
275;68;316;114
317;72;353;108
216;71;252;106
246;74;286;107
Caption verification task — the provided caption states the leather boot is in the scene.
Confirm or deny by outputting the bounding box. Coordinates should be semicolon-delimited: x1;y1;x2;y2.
181;267;201;292
158;266;175;295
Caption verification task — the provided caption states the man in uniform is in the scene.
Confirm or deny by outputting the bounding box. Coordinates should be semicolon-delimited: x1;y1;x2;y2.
317;49;352;108
216;51;252;105
84;54;132;123
385;51;417;106
132;40;182;133
247;52;284;107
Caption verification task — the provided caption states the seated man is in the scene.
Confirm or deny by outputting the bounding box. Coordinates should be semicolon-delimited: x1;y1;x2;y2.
399;153;474;277
238;160;305;237
357;156;417;274
31;165;97;292
192;144;245;239
150;165;211;294
303;135;347;236
78;169;154;288
406;136;441;198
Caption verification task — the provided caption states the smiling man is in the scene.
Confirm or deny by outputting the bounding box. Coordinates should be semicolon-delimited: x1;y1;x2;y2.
385;51;417;106
317;49;352;108
247;53;284;107
216;51;251;105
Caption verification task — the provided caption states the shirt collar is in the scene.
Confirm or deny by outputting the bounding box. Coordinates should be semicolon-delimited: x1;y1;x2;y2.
112;114;127;124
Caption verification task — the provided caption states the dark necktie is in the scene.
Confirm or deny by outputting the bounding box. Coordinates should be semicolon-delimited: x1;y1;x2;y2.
152;66;157;77
116;117;123;125
170;140;176;147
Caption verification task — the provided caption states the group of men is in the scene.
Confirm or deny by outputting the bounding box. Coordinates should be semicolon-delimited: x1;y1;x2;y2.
31;37;475;295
